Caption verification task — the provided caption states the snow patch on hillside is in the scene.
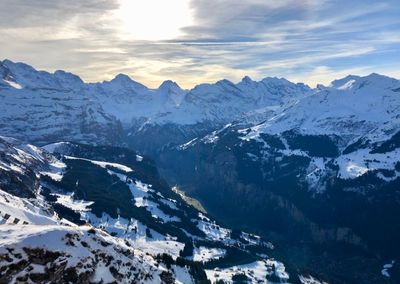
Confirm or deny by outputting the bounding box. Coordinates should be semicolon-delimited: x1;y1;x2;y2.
55;192;94;212
381;260;395;278
3;79;22;89
65;156;133;172
107;170;181;223
195;213;230;241
205;260;289;284
192;246;226;263
299;274;328;284
0;189;58;225
336;148;400;179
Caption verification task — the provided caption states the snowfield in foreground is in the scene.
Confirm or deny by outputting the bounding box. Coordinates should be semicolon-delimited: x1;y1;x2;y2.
0;224;192;283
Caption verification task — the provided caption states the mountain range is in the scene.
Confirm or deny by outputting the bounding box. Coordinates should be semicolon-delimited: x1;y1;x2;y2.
1;59;399;283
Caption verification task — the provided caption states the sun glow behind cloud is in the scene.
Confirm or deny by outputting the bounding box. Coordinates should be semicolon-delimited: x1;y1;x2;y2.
115;0;193;40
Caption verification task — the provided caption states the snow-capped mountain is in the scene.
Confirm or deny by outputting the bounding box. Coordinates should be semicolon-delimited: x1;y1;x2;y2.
84;66;310;127
158;76;310;125
0;60;123;145
0;59;310;149
2;60;399;140
3;59;399;159
163;72;400;188
155;74;400;283
0;59;84;90
0;136;300;283
243;73;400;141
227;73;400;182
158;80;186;106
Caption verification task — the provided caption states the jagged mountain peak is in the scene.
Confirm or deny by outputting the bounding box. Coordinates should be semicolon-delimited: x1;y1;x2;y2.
109;73;147;89
330;74;361;88
261;76;290;84
158;79;181;90
240;75;297;86
54;70;84;88
240;75;255;84
261;76;311;91
1;59;33;70
98;73;149;96
330;73;399;91
187;79;238;97
215;79;235;86
0;59;85;90
359;73;400;89
158;80;186;106
235;76;311;95
111;73;133;82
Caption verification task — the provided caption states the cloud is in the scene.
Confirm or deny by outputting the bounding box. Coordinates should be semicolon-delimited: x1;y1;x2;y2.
0;0;399;88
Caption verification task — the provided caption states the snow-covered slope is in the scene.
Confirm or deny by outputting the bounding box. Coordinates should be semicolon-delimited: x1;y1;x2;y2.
0;137;300;283
0;222;196;283
243;73;400;142
227;73;400;187
179;73;400;185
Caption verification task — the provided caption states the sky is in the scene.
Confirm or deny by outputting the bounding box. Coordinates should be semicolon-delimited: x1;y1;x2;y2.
0;0;399;88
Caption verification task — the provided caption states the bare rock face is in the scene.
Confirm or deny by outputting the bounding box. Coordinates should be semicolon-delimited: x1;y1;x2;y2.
0;60;123;146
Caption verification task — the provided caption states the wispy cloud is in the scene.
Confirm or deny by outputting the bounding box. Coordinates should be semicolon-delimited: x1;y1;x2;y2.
0;0;399;88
